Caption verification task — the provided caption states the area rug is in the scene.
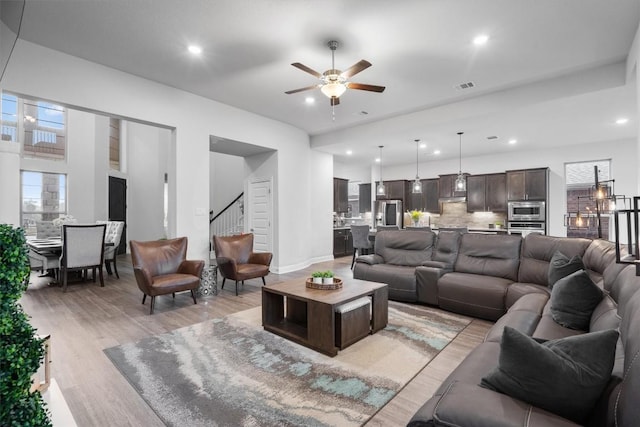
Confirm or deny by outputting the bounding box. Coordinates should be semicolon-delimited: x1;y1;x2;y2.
104;301;470;427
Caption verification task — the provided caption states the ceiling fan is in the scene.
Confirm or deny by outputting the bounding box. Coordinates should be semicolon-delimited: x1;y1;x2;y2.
285;40;386;106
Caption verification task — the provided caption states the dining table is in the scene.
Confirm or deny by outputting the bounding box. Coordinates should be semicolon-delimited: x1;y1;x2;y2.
27;237;63;252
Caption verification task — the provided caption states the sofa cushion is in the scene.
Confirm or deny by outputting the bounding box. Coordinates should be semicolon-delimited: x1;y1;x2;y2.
454;234;522;281
353;263;417;302
374;230;435;266
481;327;619;424
582;239;618;276
548;251;585;288
505;282;549;309
431;230;462;265
518;234;592;286
550;270;603;330
437;272;512;321
485;293;549;343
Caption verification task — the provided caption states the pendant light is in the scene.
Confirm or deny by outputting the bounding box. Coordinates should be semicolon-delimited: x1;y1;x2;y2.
455;132;466;191
412;139;422;193
377;145;386;196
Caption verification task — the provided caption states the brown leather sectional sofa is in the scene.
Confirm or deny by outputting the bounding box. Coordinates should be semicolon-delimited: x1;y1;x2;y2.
353;230;640;426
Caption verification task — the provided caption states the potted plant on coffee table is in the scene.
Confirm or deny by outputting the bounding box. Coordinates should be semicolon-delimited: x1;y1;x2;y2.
322;270;334;284
311;271;324;284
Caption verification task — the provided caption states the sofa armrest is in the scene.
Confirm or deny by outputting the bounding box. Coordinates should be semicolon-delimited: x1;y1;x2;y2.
216;256;237;279
409;381;580;427
178;259;205;277
249;251;273;266
355;254;384;265
133;266;154;294
415;266;451;305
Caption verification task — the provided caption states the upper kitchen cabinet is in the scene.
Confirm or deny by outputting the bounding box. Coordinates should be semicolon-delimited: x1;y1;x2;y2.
375;180;406;200
467;173;506;212
359;183;371;213
506;168;548;201
407;179;439;212
439;174;468;199
333;178;348;213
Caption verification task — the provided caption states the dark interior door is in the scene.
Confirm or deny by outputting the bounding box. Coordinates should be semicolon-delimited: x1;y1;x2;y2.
108;176;127;254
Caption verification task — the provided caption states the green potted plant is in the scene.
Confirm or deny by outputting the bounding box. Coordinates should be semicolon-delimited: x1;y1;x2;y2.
311;271;324;284
0;224;51;426
322;270;334;285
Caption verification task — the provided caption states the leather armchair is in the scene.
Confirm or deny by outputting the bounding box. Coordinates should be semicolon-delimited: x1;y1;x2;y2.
213;234;272;296
129;237;204;314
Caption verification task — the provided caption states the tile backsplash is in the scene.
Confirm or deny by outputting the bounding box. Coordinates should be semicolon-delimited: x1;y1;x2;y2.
408;202;506;229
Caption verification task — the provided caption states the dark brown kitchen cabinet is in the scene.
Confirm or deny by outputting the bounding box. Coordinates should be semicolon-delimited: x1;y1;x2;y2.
506;168;548;201
359;183;371;213
333;228;353;258
407;179;439;212
467;173;506;212
375;180;406;200
333;178;348;213
439;174;468;199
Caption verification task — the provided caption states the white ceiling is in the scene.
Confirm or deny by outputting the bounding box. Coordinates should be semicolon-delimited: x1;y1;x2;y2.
9;0;640;166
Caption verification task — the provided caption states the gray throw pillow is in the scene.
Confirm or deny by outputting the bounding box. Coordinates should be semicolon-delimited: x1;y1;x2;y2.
480;327;619;424
548;250;585;288
550;270;603;330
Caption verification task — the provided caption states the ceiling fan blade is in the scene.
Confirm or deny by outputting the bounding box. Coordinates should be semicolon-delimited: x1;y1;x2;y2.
341;60;371;78
330;96;340;106
347;82;386;93
291;62;322;78
285;85;319;94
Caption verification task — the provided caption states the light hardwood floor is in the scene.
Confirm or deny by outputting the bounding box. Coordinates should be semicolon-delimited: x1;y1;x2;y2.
21;255;492;426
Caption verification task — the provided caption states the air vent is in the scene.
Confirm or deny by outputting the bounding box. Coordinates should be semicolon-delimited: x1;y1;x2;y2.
486;135;498;140
454;81;475;90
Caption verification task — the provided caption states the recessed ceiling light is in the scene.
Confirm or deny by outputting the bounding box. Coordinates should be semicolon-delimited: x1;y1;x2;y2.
419;143;427;149
508;139;517;145
433;150;441;155
305;97;315;104
616;117;629;125
473;34;489;46
188;45;202;55
375;157;381;163
346;150;353;155
359;111;369;115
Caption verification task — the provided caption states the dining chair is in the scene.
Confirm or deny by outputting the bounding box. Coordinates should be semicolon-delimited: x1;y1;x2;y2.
36;221;61;239
59;224;106;292
212;233;272;296
96;220;125;279
129;237;204;314
28;248;60;277
350;225;373;270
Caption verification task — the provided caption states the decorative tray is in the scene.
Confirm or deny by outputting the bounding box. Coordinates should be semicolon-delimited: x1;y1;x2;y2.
305;278;343;290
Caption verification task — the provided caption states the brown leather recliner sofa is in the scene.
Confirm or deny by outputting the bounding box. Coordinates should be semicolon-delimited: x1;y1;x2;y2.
354;231;640;426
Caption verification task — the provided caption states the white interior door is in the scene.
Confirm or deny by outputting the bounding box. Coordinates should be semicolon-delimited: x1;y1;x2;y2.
249;179;272;253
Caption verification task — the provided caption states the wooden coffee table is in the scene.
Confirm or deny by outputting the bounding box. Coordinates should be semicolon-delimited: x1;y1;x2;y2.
262;278;388;356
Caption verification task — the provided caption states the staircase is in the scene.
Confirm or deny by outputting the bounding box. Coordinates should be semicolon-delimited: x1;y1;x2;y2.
210;192;244;240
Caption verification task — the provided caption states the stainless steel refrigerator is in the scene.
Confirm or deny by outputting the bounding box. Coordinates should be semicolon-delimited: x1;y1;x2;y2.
374;200;403;228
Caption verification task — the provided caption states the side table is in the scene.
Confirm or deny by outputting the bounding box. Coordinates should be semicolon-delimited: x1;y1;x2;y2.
198;265;218;296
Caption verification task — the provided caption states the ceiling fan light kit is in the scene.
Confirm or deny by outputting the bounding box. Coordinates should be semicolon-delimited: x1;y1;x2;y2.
286;40;385;107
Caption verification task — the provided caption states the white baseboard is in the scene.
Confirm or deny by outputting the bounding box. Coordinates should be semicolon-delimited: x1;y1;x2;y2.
271;255;335;274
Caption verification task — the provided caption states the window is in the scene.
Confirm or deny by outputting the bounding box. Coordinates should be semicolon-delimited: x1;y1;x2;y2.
565;160;611;239
21;171;67;237
1;93;18;142
1;93;67;159
23;99;66;160
109;117;121;170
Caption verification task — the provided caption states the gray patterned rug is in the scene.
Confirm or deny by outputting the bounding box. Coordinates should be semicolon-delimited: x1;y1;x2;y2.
104;301;470;426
